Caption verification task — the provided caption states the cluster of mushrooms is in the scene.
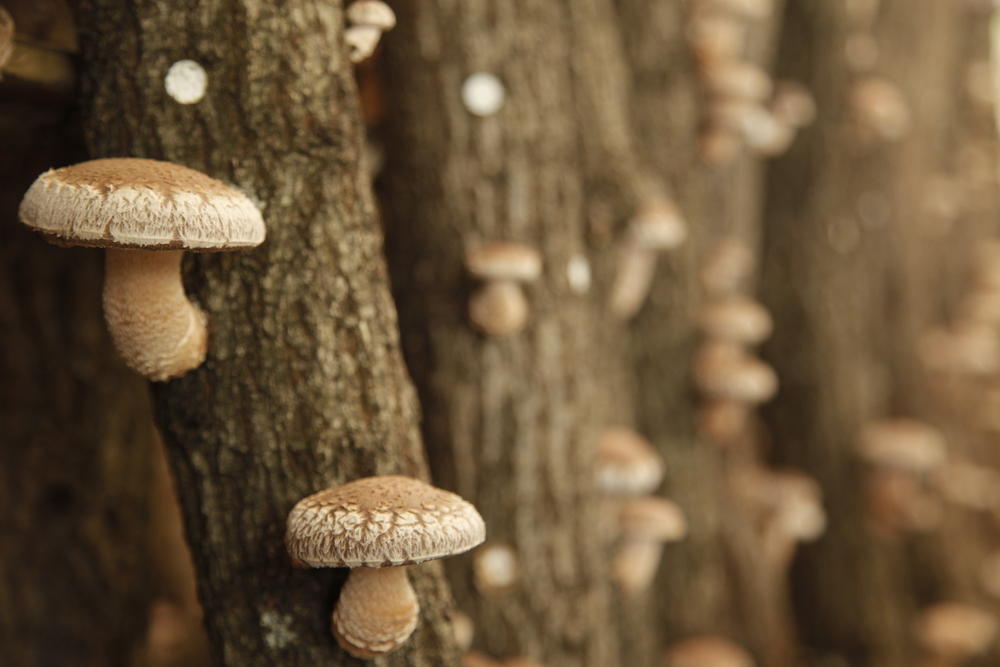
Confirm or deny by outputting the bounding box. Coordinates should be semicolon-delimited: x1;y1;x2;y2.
687;0;816;164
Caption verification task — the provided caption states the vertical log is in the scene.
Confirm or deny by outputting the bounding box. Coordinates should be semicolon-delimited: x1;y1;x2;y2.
74;0;458;664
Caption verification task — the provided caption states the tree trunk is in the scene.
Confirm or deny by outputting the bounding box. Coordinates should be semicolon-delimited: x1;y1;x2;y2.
0;77;155;667
379;1;667;665
759;1;982;665
73;1;459;664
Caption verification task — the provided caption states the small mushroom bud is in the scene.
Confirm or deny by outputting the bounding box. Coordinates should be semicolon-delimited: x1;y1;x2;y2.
608;246;658;319
345;0;397;63
700;238;754;295
916;603;997;665
613;497;686;595
850;76;910;141
697;296;773;345
664;636;756;667
596;428;664;495
466;242;543;283
702;61;773;102
469;281;530;336
626;199;688;251
474;542;519;594
857;419;946;474
770;81;817;128
285;476;485;659
18;159;265;381
919;322;1000;375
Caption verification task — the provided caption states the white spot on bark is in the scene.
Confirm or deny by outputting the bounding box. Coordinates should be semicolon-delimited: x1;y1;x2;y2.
567;254;592;294
462;73;505;117
165;60;208;105
260;610;297;649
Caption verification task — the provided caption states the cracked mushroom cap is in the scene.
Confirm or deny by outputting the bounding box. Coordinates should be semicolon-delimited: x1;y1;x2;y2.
285;476;486;568
19;158;265;250
596;428;664;495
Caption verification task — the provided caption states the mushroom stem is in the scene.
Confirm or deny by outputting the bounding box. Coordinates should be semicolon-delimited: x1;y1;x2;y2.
103;248;207;381
332;566;420;659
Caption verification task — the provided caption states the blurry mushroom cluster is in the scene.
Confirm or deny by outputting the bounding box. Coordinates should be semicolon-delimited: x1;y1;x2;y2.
688;0;815;164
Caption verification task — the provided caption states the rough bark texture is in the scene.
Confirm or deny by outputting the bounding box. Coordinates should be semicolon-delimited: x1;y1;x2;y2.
0;72;155;667
379;2;663;665
74;1;459;664
759;1;983;665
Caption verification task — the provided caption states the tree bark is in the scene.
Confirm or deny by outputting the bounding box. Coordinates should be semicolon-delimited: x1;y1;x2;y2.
74;0;459;664
0;80;155;667
759;1;979;665
379;1;666;665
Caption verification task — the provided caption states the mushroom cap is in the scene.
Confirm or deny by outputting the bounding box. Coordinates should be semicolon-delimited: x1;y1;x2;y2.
347;0;397;30
627;199;688;250
19;158;265;250
285;476;486;568
619;497;687;542
702;61;773;101
693;345;779;404
664;636;756;667
469;281;530;336
596;427;664;494
857;419;946;473
466;242;543;282
697;296;773;344
917;602;997;658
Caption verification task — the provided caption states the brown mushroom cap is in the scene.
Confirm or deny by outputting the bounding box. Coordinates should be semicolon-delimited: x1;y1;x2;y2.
596;428;664;495
19;158;265;250
469;281;530;336
285;476;486;568
664;636;756;667
697;296;773;344
347;0;397;30
466;242;543;282
857;419;946;473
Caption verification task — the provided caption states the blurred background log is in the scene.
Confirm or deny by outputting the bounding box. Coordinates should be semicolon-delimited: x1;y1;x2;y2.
758;0;999;665
0;3;155;659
